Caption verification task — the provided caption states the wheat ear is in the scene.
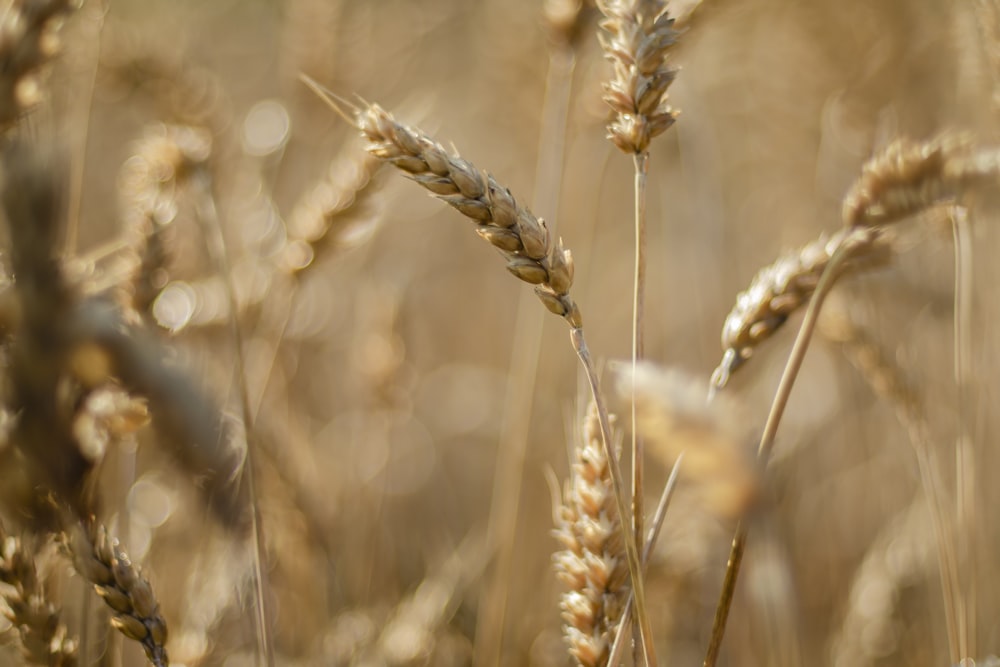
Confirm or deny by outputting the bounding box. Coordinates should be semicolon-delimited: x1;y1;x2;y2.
65;521;168;667
0;524;77;667
0;0;78;133
302;77;657;665
597;0;679;155
820;306;961;663
712;227;890;388
116;124;212;318
553;402;628;667
843;132;1000;227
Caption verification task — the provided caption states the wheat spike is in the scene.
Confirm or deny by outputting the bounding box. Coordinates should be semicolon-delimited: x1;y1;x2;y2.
0;523;77;667
65;521;169;667
597;0;679;154
350;99;581;327
553;402;627;667
843;132;1000;227
712;227;890;388
117;124;212;318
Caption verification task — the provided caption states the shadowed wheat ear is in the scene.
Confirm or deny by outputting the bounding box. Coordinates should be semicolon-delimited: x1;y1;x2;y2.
301;76;660;665
0;0;78;133
65;521;168;667
597;0;679;155
553;402;627;667
843;132;1000;227
712;227;891;388
0;523;77;666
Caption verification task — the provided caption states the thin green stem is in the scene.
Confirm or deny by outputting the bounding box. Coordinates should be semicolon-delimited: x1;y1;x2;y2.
572;327;658;667
703;235;862;667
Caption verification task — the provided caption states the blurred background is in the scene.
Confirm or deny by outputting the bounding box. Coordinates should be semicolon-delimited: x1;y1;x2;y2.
14;0;1000;664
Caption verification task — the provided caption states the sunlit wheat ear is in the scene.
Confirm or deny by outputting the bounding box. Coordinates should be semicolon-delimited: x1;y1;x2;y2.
610;361;757;519
711;227;891;388
116;124;212;319
553;402;627;667
0;523;78;667
309;88;582;327
597;0;679;154
843;132;1000;227
0;0;78;132
65;521;169;667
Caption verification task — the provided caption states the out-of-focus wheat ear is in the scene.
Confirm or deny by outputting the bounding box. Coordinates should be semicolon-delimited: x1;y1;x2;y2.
843;132;1000;227
65;521;169;667
345;97;583;328
553;402;628;667
711;226;891;389
0;523;78;667
282;148;383;276
115;124;212;320
596;0;679;154
0;0;79;132
819;304;961;661
829;498;935;667
609;361;757;519
1;140;96;520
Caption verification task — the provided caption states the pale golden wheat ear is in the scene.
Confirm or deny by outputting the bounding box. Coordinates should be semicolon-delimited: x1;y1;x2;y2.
843;132;1000;227
609;362;756;519
711;227;891;388
597;0;679;154
553;402;627;667
0;523;77;666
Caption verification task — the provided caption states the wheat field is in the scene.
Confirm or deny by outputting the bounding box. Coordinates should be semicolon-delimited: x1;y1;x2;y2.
0;0;996;666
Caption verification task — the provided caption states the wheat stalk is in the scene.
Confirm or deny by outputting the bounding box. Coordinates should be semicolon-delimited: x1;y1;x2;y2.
65;521;168;667
711;227;891;388
302;77;658;665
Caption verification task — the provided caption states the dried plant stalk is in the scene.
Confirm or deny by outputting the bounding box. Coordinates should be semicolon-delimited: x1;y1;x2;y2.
0;0;78;133
0;524;77;667
712;227;890;388
65;521;168;667
543;0;592;48
843;133;1000;227
597;0;679;154
117;124;212;317
553;402;628;667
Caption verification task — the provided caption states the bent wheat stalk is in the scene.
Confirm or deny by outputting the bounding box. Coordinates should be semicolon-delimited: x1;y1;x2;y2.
302;75;657;666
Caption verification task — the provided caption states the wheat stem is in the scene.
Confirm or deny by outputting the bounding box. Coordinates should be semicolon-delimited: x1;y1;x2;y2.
572;328;657;667
704;234;861;667
631;150;648;580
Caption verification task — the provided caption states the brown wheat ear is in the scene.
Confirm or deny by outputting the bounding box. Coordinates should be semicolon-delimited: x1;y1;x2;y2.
712;226;890;388
553;402;627;667
65;521;168;667
597;0;680;154
843;132;1000;227
0;523;77;667
303;81;582;328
